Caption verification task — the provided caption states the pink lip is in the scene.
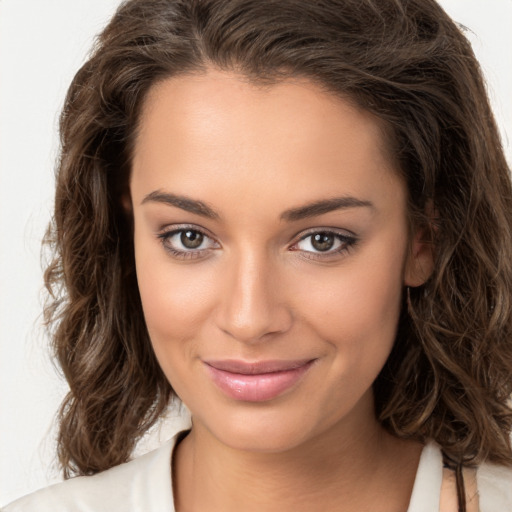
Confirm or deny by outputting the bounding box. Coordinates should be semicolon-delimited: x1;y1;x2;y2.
204;359;315;402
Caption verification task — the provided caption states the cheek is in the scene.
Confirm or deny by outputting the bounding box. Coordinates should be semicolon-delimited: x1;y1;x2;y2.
294;239;406;368
289;245;406;424
134;236;218;365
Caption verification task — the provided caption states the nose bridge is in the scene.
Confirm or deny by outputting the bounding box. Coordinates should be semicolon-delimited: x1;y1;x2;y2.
217;246;291;342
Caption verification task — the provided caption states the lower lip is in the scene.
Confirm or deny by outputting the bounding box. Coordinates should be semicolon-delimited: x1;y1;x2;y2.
205;361;314;402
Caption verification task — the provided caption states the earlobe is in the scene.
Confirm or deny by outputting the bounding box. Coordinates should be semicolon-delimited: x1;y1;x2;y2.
404;227;434;287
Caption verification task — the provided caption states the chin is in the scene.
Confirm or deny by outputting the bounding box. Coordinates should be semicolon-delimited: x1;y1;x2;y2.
210;415;316;453
189;395;351;455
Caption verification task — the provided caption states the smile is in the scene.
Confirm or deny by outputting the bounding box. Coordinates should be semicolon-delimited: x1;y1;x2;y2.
203;359;316;402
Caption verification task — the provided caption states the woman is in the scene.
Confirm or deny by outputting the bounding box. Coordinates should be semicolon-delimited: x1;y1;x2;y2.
3;0;512;510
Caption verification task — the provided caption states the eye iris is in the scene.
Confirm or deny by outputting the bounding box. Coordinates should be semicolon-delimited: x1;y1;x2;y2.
180;230;203;249
311;233;335;251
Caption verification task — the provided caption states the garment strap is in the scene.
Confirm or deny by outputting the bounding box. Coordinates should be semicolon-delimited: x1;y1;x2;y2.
439;464;478;512
455;464;466;512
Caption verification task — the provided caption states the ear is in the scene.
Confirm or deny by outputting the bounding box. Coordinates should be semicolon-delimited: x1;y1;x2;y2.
121;193;133;214
404;226;434;287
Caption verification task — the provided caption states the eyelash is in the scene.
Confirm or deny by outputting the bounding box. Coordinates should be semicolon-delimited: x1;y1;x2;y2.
157;225;358;261
290;229;358;261
157;226;218;260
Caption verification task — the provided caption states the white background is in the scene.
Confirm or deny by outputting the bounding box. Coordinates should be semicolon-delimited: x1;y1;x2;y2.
1;0;511;505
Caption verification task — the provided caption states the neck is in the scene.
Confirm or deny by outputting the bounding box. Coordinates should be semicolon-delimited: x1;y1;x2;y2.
172;410;421;512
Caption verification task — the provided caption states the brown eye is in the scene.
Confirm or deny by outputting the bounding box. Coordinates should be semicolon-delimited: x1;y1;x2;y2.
158;227;219;259
181;230;204;249
311;233;335;252
293;230;357;259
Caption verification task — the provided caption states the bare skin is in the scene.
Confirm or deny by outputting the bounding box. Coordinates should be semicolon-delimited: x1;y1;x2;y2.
440;468;479;512
130;69;433;512
173;415;422;512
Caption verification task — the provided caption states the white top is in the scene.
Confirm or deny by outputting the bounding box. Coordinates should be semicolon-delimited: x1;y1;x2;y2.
3;435;511;511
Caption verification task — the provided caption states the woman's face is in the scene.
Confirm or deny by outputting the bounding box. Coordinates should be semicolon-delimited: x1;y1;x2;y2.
130;69;431;452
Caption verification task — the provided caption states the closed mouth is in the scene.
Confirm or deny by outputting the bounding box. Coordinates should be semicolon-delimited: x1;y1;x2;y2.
203;358;316;402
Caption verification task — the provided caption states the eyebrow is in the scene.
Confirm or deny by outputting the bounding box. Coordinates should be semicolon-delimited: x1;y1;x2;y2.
142;190;373;221
280;196;374;222
142;190;220;219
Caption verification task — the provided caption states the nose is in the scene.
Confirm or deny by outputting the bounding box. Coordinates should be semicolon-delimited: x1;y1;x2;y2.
215;250;293;343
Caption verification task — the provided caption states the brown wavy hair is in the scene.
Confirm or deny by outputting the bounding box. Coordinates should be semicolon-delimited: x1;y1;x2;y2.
45;0;512;478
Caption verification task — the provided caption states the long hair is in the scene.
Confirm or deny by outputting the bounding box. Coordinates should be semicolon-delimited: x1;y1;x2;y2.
44;0;512;478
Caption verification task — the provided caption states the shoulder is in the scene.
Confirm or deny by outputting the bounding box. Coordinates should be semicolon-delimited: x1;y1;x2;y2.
2;439;177;512
477;459;512;511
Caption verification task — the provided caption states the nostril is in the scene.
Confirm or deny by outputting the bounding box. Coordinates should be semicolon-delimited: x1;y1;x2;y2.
216;295;293;343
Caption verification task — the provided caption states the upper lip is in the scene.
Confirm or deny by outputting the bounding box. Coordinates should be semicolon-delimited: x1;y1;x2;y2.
204;359;315;375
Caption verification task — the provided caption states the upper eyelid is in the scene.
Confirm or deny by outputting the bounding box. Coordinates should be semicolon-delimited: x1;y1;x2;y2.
158;223;217;240
293;227;357;241
292;232;356;247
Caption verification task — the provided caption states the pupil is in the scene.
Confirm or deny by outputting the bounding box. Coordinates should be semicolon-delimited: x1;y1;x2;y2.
181;230;203;249
312;233;334;251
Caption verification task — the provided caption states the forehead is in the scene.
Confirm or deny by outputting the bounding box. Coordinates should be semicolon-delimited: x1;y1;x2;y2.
131;69;404;214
